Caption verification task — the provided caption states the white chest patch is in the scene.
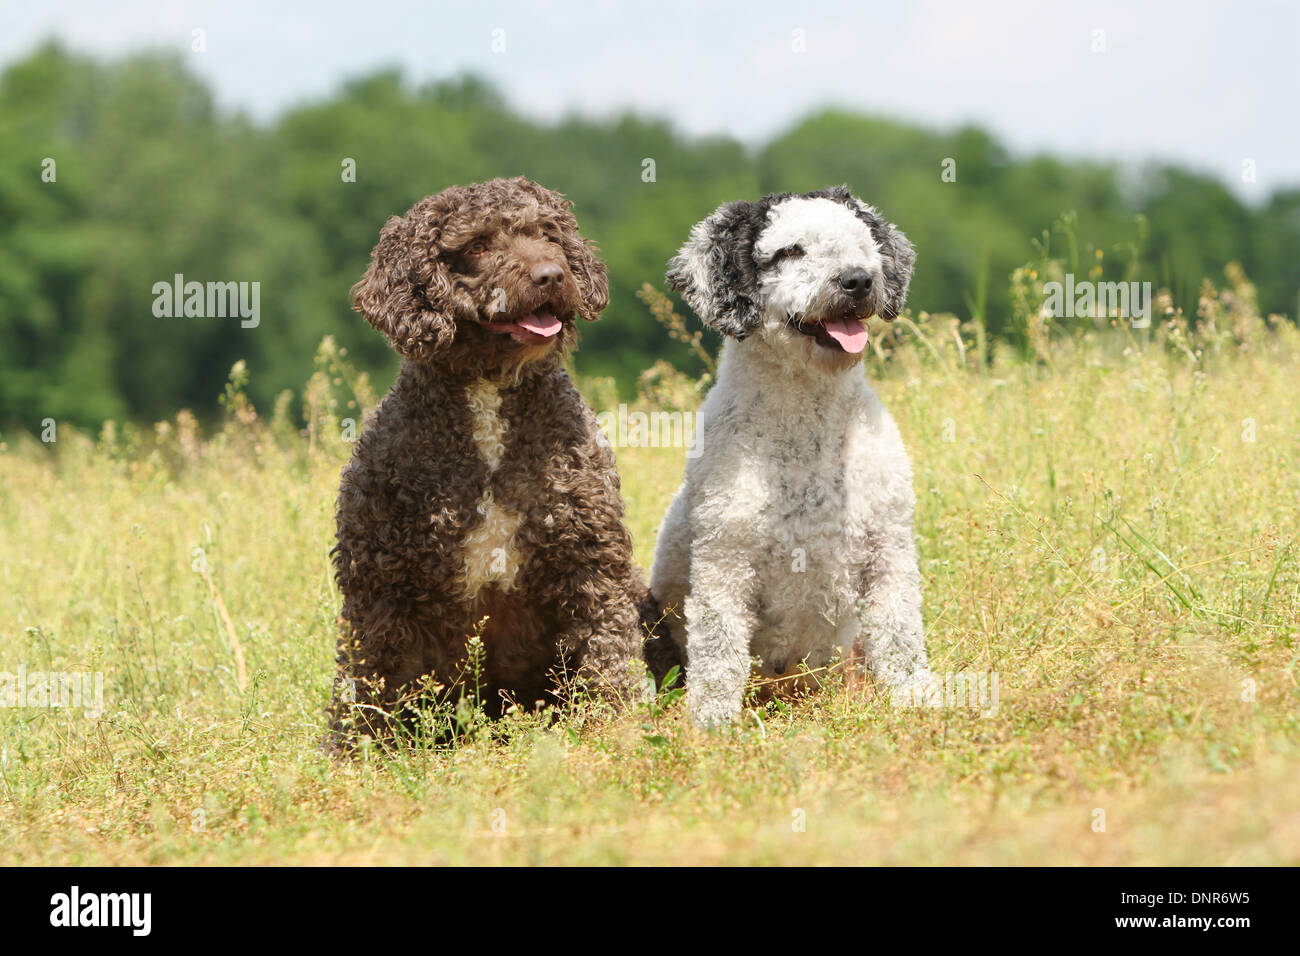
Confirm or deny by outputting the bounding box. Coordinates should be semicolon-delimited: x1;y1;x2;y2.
460;382;522;599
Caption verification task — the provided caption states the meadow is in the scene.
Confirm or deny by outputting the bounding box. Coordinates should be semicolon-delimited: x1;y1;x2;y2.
1;267;1297;866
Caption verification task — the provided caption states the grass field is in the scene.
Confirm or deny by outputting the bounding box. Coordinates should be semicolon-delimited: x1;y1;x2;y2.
1;269;1297;865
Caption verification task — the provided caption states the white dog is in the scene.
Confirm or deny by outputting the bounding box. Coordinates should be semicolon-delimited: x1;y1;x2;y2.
648;186;932;728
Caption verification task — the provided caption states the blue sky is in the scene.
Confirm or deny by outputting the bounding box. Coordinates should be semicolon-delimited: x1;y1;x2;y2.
5;0;1297;198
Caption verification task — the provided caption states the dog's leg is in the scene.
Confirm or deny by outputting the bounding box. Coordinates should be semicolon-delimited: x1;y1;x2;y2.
645;485;692;685
683;543;756;728
327;634;436;750
538;547;650;707
858;523;933;700
649;486;691;611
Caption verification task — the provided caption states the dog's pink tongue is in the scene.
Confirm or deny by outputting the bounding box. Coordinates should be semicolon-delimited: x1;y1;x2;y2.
518;311;562;338
824;317;868;353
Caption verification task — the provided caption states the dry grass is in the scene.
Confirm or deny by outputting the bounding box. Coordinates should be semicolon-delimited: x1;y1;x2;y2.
0;267;1296;865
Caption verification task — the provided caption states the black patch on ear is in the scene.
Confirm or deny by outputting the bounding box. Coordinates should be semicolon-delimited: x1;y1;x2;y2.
808;184;917;320
666;198;774;339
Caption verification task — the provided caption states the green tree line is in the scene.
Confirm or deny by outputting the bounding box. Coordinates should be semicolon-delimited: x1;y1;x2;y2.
2;42;1297;428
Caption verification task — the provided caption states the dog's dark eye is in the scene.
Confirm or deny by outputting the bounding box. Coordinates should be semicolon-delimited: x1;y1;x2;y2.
465;239;489;256
768;245;804;267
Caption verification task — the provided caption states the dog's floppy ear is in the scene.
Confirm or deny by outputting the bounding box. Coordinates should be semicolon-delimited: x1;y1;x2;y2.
554;218;609;321
351;213;457;358
666;199;770;339
839;191;916;321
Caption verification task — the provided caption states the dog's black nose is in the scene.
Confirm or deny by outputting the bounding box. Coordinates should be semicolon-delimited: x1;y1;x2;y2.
837;268;872;298
531;262;564;287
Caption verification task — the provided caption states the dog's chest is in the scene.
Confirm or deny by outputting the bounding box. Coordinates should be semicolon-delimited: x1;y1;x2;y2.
758;434;859;593
736;377;883;532
715;387;880;611
459;382;523;598
737;404;876;665
730;399;856;533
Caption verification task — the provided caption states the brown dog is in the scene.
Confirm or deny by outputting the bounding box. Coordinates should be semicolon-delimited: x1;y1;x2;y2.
327;177;645;746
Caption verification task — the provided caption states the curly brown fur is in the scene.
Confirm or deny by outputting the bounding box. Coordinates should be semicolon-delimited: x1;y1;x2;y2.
638;590;685;690
327;177;645;748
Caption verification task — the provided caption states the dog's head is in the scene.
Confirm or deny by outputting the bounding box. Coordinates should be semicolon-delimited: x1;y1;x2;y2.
352;177;608;371
666;186;914;368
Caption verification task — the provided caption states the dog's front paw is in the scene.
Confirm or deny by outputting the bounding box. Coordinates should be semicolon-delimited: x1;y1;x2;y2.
687;683;742;731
